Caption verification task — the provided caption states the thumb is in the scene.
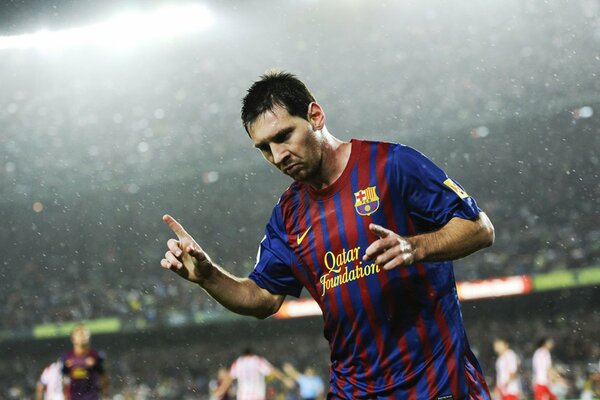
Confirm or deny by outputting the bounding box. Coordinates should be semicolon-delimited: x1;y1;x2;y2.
187;244;201;258
369;223;392;238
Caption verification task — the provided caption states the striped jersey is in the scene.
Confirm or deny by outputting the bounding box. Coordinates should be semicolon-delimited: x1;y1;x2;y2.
495;349;521;396
229;354;274;400
39;360;65;400
532;348;551;386
62;349;104;400
249;139;490;399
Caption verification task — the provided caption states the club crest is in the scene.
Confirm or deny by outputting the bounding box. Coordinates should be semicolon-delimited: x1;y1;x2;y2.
354;186;380;216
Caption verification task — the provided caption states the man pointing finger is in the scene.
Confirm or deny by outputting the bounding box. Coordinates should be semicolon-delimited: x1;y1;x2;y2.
160;70;495;399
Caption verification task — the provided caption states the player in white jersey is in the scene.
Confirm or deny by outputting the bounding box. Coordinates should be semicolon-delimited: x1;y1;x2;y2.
214;348;292;400
36;360;64;400
532;337;563;400
493;338;522;400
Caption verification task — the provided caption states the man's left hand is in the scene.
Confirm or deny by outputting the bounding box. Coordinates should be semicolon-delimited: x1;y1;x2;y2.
363;223;416;270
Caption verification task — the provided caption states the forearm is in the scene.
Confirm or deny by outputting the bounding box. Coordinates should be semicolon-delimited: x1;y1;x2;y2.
101;374;109;397
408;212;494;263
199;263;284;319
35;384;44;400
213;374;233;399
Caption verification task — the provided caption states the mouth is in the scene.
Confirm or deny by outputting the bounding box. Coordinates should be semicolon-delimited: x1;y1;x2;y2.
283;163;301;175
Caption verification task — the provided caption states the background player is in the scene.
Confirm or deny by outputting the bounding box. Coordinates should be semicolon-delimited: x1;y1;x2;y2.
493;338;522;400
36;359;64;400
283;362;325;400
62;325;108;400
532;337;564;400
213;348;292;400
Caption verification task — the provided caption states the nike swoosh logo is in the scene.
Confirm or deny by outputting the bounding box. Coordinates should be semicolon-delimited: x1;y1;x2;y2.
296;226;312;246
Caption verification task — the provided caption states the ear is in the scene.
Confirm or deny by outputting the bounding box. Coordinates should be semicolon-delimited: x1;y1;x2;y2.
307;102;325;130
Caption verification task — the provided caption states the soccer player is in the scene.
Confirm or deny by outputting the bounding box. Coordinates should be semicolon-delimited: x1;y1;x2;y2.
532;338;562;400
493;338;521;400
36;359;64;400
283;362;325;400
161;71;495;399
213;348;292;400
61;325;108;400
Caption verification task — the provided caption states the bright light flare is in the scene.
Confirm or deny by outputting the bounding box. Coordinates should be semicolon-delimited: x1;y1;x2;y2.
0;4;213;50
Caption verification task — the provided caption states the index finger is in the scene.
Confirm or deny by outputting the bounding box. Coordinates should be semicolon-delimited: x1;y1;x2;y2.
369;223;392;238
163;214;189;239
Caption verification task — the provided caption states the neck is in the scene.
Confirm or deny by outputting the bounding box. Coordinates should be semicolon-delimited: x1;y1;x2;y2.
74;345;88;355
307;128;351;190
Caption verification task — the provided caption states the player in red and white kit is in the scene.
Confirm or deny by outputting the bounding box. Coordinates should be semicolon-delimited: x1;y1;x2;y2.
532;338;562;400
36;360;64;400
493;339;521;400
214;348;292;400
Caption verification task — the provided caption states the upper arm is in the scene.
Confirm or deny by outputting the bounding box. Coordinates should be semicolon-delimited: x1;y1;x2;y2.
247;205;303;299
394;145;481;229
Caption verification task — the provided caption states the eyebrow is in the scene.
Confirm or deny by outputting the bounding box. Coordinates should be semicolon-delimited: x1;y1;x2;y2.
254;126;294;149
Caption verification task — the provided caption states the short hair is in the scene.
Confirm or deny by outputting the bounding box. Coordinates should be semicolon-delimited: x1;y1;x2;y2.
536;337;551;348
241;70;316;133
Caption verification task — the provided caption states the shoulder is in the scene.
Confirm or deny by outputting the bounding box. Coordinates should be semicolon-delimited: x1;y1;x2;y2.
355;139;431;168
272;182;304;228
352;138;403;156
278;181;302;210
92;349;105;360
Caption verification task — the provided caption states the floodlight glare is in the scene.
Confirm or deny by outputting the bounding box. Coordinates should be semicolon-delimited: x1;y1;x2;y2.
0;4;213;50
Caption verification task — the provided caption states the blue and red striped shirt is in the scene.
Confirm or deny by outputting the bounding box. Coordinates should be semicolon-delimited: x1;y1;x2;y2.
249;139;490;399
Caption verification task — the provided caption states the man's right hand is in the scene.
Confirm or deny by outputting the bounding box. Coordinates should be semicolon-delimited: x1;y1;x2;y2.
160;214;213;284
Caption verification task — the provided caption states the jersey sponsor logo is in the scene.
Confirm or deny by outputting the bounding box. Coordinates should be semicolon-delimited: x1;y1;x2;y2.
296;226;312;246
443;178;469;199
354;186;380;216
71;367;89;379
319;246;381;296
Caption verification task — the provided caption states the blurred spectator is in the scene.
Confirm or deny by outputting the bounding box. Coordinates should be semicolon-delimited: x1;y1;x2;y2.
282;363;325;400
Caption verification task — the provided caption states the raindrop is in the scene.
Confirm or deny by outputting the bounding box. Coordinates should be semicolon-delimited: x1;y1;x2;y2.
137;142;149;153
154;109;165;119
32;202;44;212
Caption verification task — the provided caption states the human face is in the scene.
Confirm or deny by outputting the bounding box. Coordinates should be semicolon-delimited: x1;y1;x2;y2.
493;340;507;355
248;104;324;183
71;326;90;347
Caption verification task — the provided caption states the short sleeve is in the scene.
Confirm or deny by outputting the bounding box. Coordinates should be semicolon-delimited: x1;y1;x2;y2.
95;351;105;374
394;145;481;230
508;352;518;373
40;367;49;385
61;356;69;375
248;204;303;298
258;357;274;375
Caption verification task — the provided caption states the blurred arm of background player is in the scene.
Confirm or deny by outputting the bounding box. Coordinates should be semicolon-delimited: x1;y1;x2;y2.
160;214;285;319
270;366;296;389
283;362;301;381
100;372;109;399
35;382;45;400
212;368;294;399
212;372;234;400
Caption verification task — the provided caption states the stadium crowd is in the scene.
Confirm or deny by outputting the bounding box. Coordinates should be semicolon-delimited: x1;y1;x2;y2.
1;102;598;332
2;301;599;399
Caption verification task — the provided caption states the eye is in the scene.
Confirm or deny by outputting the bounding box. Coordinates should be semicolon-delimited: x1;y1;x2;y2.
274;128;292;144
257;144;269;152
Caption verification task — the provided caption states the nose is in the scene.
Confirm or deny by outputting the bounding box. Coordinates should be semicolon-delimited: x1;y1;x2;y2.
270;143;290;165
